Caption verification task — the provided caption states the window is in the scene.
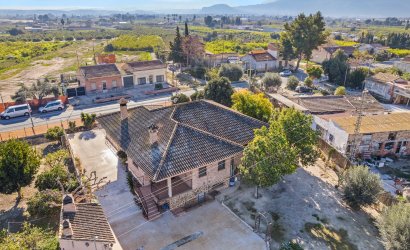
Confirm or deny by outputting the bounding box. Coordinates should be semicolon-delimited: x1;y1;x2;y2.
102;81;107;90
112;80;117;88
388;132;397;141
138;77;146;85
7;108;14;113
199;167;207;178
149;75;154;84
384;142;394;150
218;160;225;171
91;82;97;90
15;106;28;111
156;75;164;82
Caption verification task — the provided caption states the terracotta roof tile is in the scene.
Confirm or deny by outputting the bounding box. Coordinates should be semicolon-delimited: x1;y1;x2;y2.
79;64;120;79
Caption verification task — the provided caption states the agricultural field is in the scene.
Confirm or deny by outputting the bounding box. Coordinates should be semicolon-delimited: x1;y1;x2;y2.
109;34;165;51
387;48;410;57
332;40;359;47
190;25;274;42
205;39;269;54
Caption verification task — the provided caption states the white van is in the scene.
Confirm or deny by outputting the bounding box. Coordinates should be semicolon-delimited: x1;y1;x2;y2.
39;100;65;113
0;104;32;120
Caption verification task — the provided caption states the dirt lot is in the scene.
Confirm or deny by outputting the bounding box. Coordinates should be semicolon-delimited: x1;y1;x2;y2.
224;160;384;250
0;40;99;102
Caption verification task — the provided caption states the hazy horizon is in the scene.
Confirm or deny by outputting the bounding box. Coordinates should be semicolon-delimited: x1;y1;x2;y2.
0;0;270;11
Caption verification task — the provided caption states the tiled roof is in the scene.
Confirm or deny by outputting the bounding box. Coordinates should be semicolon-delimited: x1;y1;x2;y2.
331;112;410;134
98;100;265;181
62;203;115;243
249;50;276;62
369;72;400;83
79;64;120;79
291;95;384;115
122;60;165;73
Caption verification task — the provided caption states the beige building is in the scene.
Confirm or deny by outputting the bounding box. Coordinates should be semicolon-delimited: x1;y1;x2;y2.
365;72;410;105
120;60;166;88
59;195;117;250
97;100;265;220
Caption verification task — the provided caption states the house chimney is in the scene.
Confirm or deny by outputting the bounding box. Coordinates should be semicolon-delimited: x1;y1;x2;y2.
148;124;159;145
61;219;73;239
119;98;128;120
62;194;76;216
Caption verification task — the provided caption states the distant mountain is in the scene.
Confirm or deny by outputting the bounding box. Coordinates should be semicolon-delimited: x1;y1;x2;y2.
201;0;410;17
200;4;239;15
0;9;153;17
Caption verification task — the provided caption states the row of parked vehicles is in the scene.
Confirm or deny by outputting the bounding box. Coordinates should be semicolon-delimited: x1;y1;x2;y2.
0;100;65;120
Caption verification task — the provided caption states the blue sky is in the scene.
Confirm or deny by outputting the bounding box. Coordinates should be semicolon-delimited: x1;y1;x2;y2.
0;0;271;10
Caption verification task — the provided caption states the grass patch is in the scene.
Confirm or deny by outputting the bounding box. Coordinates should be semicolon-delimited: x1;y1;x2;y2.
304;223;357;250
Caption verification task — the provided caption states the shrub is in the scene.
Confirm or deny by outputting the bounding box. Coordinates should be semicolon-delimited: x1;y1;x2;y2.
304;77;313;88
35;165;71;191
192;65;206;79
45;126;64;142
334;86;346;96
0;223;58;249
117;150;127;160
190;90;205;101
27;190;61;217
171;93;190;104
343;166;383;208
218;64;243;82
261;73;282;92
154;83;163;90
348;67;367;89
80;113;96;129
68;121;76;133
286;76;299;90
377;203;410;250
204;77;234;106
307;66;323;79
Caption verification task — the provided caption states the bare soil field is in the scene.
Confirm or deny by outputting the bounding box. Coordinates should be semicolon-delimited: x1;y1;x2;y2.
224;159;384;250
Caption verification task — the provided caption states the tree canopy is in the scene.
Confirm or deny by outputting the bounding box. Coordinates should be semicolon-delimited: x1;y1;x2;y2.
218;64;243;82
0;223;58;249
286;76;299;90
334;86;346;96
231;90;273;122
171;93;190;104
377;203;410;250
261;73;282;92
322;49;349;85
0;139;40;198
169;26;185;64
280;12;328;70
343;165;383;208
204;77;234;106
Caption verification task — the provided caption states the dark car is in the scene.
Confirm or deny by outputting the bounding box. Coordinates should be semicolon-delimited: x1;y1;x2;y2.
295;86;313;93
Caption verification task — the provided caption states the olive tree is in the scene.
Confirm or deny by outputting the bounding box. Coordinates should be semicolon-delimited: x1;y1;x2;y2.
261;73;282;92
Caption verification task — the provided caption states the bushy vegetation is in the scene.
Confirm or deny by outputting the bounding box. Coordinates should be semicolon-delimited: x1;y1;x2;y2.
109;34;165;52
80;112;97;129
171;93;190;104
231;90;273;122
27;190;62;217
286;76;299;90
218;64;243;82
343;166;383;208
45;126;65;142
334;86;346;96
205;40;268;54
377;203;410;250
0;223;58;249
261;73;282;92
204;77;233;106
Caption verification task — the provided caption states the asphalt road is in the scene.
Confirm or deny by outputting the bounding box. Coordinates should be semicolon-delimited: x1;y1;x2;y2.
0;82;249;132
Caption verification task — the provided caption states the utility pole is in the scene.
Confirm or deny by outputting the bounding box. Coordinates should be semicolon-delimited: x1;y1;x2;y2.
24;90;35;129
348;89;369;163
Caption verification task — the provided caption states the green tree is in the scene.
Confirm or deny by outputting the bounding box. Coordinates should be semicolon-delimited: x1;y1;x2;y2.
0;139;40;199
27;190;61;217
280;12;327;70
190;90;205;101
304;77;313;88
286;76;299;90
343;166;383;208
204;16;213;27
261;73;282;92
204;77;234;106
334;86;346;96
169;26;185;63
0;223;58;249
377;203;410;250
306;66;323;79
231;90;273;122
218;64;243;82
30;80;59;101
45;126;64;143
323;49;349;85
274;108;319;166
240;121;298;190
348;67;367;89
171;93;190;104
184;21;189;36
80;113;96;129
7;28;24;36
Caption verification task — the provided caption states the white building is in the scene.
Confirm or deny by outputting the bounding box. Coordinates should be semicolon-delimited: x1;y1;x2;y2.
365;72;410;105
241;43;283;72
120;60;167;88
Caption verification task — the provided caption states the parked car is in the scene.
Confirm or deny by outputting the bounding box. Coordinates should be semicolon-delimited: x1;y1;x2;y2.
39;100;65;113
295;86;313;93
0;104;32;120
280;70;292;77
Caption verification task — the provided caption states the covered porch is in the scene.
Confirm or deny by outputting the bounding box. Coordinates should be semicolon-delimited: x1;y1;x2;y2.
152;172;193;201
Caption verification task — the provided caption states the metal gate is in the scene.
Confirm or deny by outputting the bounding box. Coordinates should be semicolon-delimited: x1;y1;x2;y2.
66;86;86;97
123;76;134;88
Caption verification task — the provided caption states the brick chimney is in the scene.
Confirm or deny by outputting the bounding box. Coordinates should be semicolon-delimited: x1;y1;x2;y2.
148;124;159;145
119;98;128;120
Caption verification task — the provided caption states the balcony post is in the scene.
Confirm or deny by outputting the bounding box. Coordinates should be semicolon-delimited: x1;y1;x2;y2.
167;178;172;198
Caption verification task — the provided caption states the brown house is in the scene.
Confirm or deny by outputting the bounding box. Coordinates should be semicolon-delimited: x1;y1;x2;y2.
77;64;122;93
97;100;266;220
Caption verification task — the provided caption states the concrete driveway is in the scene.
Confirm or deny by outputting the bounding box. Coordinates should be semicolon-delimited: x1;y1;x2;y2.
105;200;266;250
68;129;119;184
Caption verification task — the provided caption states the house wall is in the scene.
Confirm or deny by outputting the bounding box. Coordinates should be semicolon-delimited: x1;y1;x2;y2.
394;61;410;73
168;153;242;210
365;80;392;101
241;55;278;72
132;68;166;85
77;74;123;93
59;239;112;250
325;121;350;154
128;157;152;186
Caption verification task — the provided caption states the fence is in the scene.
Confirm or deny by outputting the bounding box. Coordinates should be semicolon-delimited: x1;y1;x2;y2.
317;138;351;168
